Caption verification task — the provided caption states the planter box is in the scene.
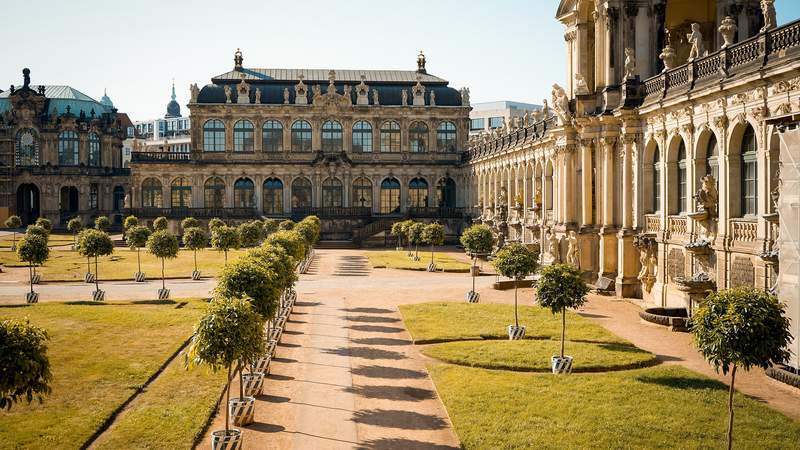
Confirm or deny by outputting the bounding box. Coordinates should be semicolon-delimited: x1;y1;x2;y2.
191;270;201;280
25;292;39;304
158;288;170;300
427;262;437;272
251;356;271;375
551;355;574;374
464;290;480;303
31;274;41;285
229;396;255;426
84;273;95;283
242;372;264;397
211;429;242;450
134;272;146;282
92;290;105;302
507;325;526;340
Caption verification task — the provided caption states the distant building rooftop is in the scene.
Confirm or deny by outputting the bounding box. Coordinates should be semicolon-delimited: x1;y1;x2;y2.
471;101;541;111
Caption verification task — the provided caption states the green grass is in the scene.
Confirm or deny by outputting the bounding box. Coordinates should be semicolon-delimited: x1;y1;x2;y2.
429;364;800;449
0;248;249;281
399;302;628;344
0;299;218;450
367;250;471;273
422;340;657;372
0;233;76;249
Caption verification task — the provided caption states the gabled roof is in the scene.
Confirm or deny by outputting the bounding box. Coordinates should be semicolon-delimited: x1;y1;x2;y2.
212;68;448;85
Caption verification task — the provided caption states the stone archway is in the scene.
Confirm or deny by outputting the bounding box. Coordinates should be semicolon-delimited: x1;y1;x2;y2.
60;186;79;224
16;183;40;226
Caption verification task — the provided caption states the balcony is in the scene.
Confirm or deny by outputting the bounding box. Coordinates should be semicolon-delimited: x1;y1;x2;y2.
126;207;257;220
464;116;557;162
730;219;758;243
407;207;466;219
666;216;687;239
131;152;192;163
291;207;372;219
644;214;661;234
14;165;130;177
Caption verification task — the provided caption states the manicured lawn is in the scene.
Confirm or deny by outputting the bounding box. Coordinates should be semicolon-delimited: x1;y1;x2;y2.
367;250;471;273
422;340;657;372
0;248;248;281
399;302;628;344
429;364;800;449
0;299;218;450
0;233;75;249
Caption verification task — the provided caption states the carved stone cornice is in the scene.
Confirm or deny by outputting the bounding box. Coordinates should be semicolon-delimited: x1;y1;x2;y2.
712;115;729;131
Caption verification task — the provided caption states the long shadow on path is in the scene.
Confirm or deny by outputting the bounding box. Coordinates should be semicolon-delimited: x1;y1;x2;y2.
352;410;448;430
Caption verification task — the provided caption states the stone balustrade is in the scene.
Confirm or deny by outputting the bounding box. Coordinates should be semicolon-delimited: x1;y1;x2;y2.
730;219;758;243
644;214;661;234
667;216;687;239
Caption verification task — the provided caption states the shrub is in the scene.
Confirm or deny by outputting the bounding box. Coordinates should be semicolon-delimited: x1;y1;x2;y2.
265;230;306;263
262;219;279;237
211;226;240;264
126;225;151;274
238;221;264;248
34;217;52;233
536;264;590;358
123;215;138;231
147;230;179;290
17;234;49;294
408;222;426;258
67;218;83;247
460;224;494;256
4;216;22;248
25;225;49;240
391;221;406;247
422;223;446;265
153;216;168;231
493;243;538;328
94;216;111;232
182;227;208;273
0;319;52;410
76;229;114;290
295;218;320;248
181;217;200;231
248;244;298;292
208;218;225;232
278;219;295;231
215;256;281;321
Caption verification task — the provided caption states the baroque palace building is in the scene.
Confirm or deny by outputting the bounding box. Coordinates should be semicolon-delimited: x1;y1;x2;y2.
465;0;800;367
128;51;471;241
0;70;131;226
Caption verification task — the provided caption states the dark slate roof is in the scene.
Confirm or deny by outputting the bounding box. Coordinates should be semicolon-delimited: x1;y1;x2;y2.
212;68;448;85
0;85;112;115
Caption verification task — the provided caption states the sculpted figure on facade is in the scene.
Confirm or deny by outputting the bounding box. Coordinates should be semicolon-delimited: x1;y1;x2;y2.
401;89;408;106
659;29;677;71
430;90;436;106
224;85;232;103
719;16;738;48
460;87;470;106
760;0;776;32
574;73;590;95
312;84;322;100
550;84;571;125
255;88;262;104
566;230;580;268
686;23;705;60
624;48;636;79
695;175;719;218
283;88;290;104
546;227;560;262
372;89;379;105
190;83;200;103
236;78;250;104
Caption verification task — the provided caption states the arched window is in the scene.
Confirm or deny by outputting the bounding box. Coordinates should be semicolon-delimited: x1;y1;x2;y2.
380;178;401;214
88;133;101;166
233;178;255;208
322;120;343;152
58;131;79;165
436;121;457;152
352;121;373;153
409;177;428;207
203;119;226;152
171;177;192;208
741;125;758;216
322;177;343;207
142;178;163;208
410;122;429;153
263;178;283;215
233;120;254;152
15;129;39;166
653;150;662;212
436;177;456;207
204;177;225;208
113;186;125;212
291;177;312;209
380;121;401;153
262;120;283;152
291;120;312;152
677;141;687;213
352;177;373;208
705;134;719;183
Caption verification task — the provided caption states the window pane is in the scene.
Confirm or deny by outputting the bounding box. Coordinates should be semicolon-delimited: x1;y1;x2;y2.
203;120;226;152
410;122;428;153
437;121;457;152
292;121;312;152
233;120;254;152
352;121;373;153
262;120;283;152
380;121;400;153
291;178;312;208
322;121;343;152
262;178;283;214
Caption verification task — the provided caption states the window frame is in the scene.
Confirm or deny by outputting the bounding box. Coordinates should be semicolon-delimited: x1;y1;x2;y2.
321;120;343;153
291;120;313;152
380;121;401;153
58;130;79;166
203;119;226;152
233;120;255;152
262;120;283;152
436;121;457;152
352;120;373;153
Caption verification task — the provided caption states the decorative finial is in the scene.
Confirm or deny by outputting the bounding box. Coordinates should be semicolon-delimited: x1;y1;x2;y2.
234;48;243;71
417;51;427;73
22;68;31;89
171;78;176;101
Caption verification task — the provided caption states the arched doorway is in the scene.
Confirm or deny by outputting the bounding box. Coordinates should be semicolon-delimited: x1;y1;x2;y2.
60;186;79;224
16;184;39;226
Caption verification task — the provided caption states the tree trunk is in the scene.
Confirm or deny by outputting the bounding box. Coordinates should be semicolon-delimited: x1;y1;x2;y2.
87;256;91;274
560;307;566;358
727;365;737;450
194;249;198;272
94;256;99;290
224;250;228;265
237;361;244;398
430;244;434;265
161;258;165;290
471;257;476;292
225;365;231;432
29;263;33;294
514;280;519;328
137;248;141;273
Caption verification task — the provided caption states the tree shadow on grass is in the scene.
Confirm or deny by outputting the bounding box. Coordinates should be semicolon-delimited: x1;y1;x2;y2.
352;337;411;346
635;374;727;391
131;299;177;305
351;365;428;380
64;301;109;306
352;410;448;430
0;304;32;309
356;438;460;450
348;325;404;333
345;385;435;401
596;343;650;353
323;346;406;360
346;315;399;323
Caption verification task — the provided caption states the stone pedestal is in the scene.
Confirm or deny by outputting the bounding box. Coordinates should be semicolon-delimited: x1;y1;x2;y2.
598;227;618;281
615;231;639;298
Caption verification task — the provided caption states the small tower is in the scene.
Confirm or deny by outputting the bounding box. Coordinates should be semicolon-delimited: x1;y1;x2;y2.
166;79;181;118
234;48;243;71
100;88;114;109
417;51;427;74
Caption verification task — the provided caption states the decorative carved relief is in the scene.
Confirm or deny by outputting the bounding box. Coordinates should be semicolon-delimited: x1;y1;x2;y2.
667;248;685;281
731;256;755;287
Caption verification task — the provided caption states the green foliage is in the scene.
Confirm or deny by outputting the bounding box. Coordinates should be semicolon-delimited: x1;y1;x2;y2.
391;221;405;245
123;215;138;231
247;244;298;291
460;224;494;256
278;219;295;231
211;226;240;253
536;264;589;314
152;217;168;231
180;217;199;230
185;297;265;372
25;225;49;240
265;230;306;262
0;319;52;410
17;234;49;266
34;218;52;233
262;219;279;236
408;222;425;245
295;217;321;246
399;220;416;238
493;243;537;280
76;229;114;259
215;256;281;320
422;223;445;246
94;216;111;232
237;221;263;248
4;215;21;229
693;288;792;374
125;225;151;250
182;227;207;251
146;230;179;260
66;218;83;234
207;218;225;232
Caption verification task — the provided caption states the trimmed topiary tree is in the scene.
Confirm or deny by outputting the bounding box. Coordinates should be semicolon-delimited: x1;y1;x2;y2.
123;215;138;232
460;224;495;302
692;287;792;450
215;256;281;321
238;221;263;248
400;219;415;255
17;234;49;302
76;229;114;297
25;224;49;240
66;217;82;249
34;217;52;233
0;318;53;410
262;219;279;237
391;221;405;250
278;219;295;231
493;242;538;340
180;217;199;231
126;225;151;281
535;263;589;374
248;244;298;293
94;216;111;232
211;226;241;265
147;229;179;296
5;215;22;250
208;217;225;233
185;297;265;447
265;230;306;264
408;222;425;261
153;216;168;231
422;223;445;271
75;229;93;281
182;226;208;279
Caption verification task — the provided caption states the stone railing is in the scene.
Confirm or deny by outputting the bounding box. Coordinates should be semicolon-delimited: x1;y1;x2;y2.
642;19;800;104
126;207;257;219
131;152;192;163
14;166;130;177
291;206;371;219
644;214;662;234
407;207;466;218
730;219;758;243
464;116;557;162
667;215;687;238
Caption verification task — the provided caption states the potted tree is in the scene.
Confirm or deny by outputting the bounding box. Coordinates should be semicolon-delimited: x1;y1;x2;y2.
66;218;82;250
146;229;179;300
238;221;263;248
422;223;445;272
123;215;138;232
94;216;111;232
208;217;225;233
391;221;405;251
400;220;415;256
460;224;494;303
0;318;53;409
535;263;590;374
4;215;22;251
24;225;49;285
34;217;52;234
76;229;114;301
126;225;151;282
265;230;307;264
183;226;208;280
247;244;298;354
17;234;49;303
408;222;425;261
153;216;168;232
262;219;279;238
278;219;295;231
75;229;94;283
181;217;199;232
211;226;240;265
692;287;791;450
493;242;538;340
185;297;264;449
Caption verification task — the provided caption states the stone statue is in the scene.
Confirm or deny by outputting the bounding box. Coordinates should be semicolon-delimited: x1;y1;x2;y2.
686;23;705;60
566;231;580;268
255;88;262;104
523;112;530;127
124;193;131;209
694;175;719;217
224;85;232;103
760;0;776;33
574;73;590;95
542;99;550;120
719;16;738;48
312;84;322;99
401;89;408;106
550;84;571;124
22;68;30;89
190;83;200;103
624;48;636;79
430;90;436;106
372;89;379;105
498;187;508;208
460;87;470;106
283;88;290;104
659;29;677;71
547;228;560;262
533;187;542;209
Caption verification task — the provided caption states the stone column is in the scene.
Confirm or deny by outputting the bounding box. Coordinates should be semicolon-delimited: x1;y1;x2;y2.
598;137;618;282
580;139;594;227
564;147;576;225
616;135;638;297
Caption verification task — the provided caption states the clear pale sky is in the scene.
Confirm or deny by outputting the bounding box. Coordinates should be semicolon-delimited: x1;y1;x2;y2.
2;0;798;121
